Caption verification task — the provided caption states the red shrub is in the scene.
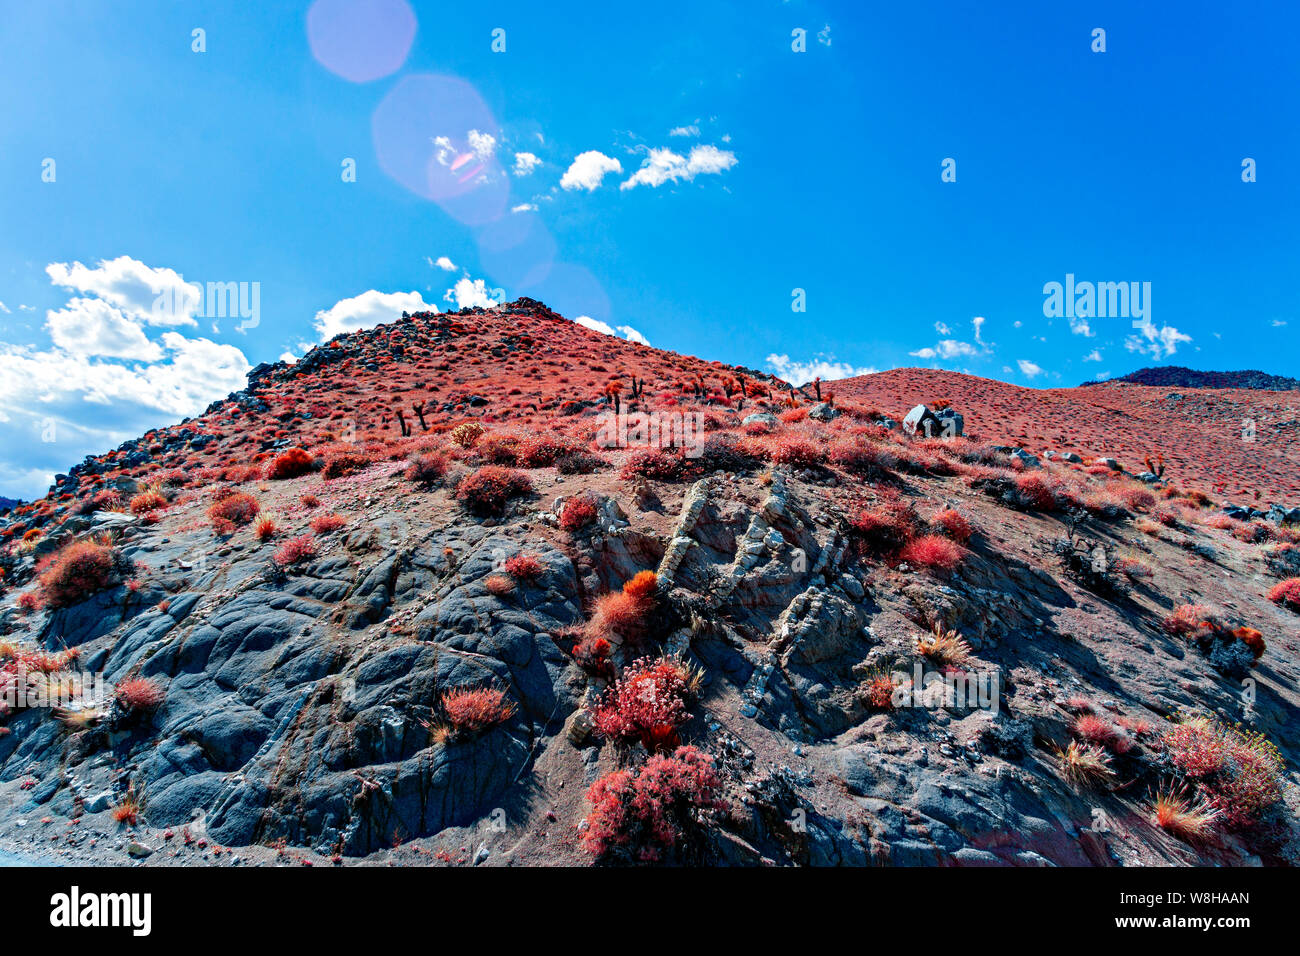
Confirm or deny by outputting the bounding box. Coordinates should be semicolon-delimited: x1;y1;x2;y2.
267;447;315;480
38;541;119;608
116;677;165;712
931;508;972;544
770;436;824;469
1233;626;1266;659
848;496;921;555
129;491;167;515
1162;603;1221;638
573;635;613;677
254;516;277;541
1120;486;1156;512
581;745;724;863
516;435;577;467
310;513;346;534
1074;714;1132;754
320;450;372;479
1014;473;1062;511
300;493;321;508
405;452;447;486
589;572;659;642
504;553;544;581
560;495;598;533
455;466;532;516
273;534;317;566
829;441;893;477
1266;577;1300;612
439;686;516;736
484;573;514;596
898;534;965;572
592;655;694;752
207;492;259;528
1163;717;1282;828
620;449;688;482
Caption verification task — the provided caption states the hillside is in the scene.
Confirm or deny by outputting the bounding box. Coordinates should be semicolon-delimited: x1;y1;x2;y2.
0;301;1297;868
1081;367;1300;391
834;368;1300;506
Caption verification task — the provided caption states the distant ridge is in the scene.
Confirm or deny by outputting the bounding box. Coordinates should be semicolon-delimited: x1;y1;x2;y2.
1082;366;1300;390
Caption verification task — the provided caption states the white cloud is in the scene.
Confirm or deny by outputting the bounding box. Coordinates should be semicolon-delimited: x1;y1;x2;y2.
511;203;538;213
45;297;162;361
467;129;497;160
1017;359;1044;378
313;289;432;340
574;316;649;345
575;315;617;335
765;353;876;386
279;351;297;364
560;151;623;191
0;301;9;314
45;256;199;327
934;321;951;335
429;256;457;272
443;277;501;310
512;152;541;176
1272;319;1287;327
669;125;700;138
818;24;832;46
1094;371;1112;380
620;144;738;190
1083;349;1102;362
1125;318;1191;360
1068;315;1095;337
972;315;987;344
910;339;978;360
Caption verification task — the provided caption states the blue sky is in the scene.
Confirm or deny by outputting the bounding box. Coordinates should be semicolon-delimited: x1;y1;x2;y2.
0;0;1297;500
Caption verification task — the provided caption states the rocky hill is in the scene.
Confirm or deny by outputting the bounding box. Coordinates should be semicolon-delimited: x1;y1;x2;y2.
1081;367;1300;391
0;301;1297;867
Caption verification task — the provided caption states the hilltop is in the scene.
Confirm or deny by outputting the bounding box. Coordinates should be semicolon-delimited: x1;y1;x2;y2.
0;301;1297;868
1081;367;1300;391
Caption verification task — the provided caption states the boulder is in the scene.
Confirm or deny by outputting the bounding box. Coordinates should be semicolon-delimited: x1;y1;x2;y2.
742;412;778;428
902;404;963;438
807;402;839;422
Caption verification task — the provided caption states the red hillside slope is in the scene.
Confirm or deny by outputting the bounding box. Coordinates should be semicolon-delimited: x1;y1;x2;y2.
834;368;1300;506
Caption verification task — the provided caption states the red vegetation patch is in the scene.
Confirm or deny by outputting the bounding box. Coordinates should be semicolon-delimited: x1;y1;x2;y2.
592;655;694;751
439;686;516;736
559;494;598;533
504;553;544;581
38;541;120;608
581;745;724;864
310;513;346;534
254;516;277;541
129;491;167;515
1073;714;1133;754
1266;577;1300;612
455;466;532;516
207;492;259;529
484;573;514;596
770;436;825;469
1162;717;1283;829
588;571;659;643
273;534;317;566
266;447;315;480
404;452;447;486
898;534;965;572
930;508;972;544
116;677;165;712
